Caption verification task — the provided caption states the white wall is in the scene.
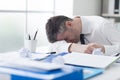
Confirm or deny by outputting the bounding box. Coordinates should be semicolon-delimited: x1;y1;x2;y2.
73;0;101;16
55;0;73;17
55;0;102;16
0;13;24;53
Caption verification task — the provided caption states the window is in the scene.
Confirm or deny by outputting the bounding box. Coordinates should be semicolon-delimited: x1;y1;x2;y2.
0;0;54;52
26;0;54;47
0;0;73;52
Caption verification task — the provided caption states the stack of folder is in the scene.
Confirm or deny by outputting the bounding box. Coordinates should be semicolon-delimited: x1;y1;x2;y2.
0;51;119;80
0;63;83;80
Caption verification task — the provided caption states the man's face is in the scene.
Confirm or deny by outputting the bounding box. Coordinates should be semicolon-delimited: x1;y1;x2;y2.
56;28;80;43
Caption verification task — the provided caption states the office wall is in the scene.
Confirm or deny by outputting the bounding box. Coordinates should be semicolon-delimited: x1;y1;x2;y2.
0;13;24;53
55;0;73;17
73;0;102;16
0;0;54;53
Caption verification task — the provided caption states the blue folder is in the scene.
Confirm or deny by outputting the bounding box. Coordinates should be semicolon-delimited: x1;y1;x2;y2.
77;66;103;80
0;65;83;80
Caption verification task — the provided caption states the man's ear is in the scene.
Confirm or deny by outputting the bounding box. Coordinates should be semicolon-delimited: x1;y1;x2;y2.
74;16;80;18
65;21;72;28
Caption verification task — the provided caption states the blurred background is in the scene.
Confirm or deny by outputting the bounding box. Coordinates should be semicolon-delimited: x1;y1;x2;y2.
0;0;119;53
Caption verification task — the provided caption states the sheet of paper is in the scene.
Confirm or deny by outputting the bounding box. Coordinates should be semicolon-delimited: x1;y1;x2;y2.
92;48;104;55
0;60;63;71
30;53;50;60
63;52;120;69
0;52;62;71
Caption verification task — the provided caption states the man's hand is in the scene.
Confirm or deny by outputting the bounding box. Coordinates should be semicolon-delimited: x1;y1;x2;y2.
84;43;105;54
70;43;105;54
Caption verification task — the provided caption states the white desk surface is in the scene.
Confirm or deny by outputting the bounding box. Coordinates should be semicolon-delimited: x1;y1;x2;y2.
0;46;120;80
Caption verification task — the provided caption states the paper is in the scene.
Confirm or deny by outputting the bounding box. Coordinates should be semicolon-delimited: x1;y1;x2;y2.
30;53;50;60
52;56;65;65
63;52;120;69
0;52;62;71
92;48;104;55
0;59;63;71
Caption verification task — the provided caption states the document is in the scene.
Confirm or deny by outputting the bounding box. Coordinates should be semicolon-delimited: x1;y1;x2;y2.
0;52;62;71
0;59;63;71
63;52;120;69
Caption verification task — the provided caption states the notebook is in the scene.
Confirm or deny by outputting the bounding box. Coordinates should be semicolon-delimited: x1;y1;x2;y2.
63;52;120;69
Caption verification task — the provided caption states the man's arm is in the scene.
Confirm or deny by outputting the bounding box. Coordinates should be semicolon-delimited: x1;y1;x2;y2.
49;40;105;54
102;20;120;55
104;44;120;56
70;43;105;54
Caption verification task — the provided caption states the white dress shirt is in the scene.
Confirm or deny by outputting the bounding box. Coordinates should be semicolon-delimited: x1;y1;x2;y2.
49;16;120;55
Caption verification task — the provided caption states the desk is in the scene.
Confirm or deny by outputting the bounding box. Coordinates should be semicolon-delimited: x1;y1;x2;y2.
37;47;120;80
0;46;120;80
89;63;120;80
0;49;83;80
36;46;120;80
0;63;120;80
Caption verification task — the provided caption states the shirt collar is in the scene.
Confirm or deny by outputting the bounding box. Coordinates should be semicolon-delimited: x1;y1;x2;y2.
80;16;92;34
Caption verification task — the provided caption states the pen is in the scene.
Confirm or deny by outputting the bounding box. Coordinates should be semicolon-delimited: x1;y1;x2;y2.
47;52;56;54
114;53;120;57
28;34;31;40
33;30;38;40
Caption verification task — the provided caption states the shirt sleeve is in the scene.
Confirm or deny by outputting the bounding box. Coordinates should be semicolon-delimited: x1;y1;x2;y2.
49;40;71;54
104;23;120;43
104;44;120;56
102;21;120;55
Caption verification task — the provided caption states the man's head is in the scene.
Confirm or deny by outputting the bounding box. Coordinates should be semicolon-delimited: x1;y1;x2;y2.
46;15;82;43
